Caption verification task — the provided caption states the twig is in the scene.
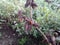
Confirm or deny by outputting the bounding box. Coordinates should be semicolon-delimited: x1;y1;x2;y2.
35;27;51;45
30;7;33;20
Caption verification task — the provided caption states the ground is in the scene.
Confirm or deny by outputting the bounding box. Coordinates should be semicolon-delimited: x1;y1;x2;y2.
0;23;18;45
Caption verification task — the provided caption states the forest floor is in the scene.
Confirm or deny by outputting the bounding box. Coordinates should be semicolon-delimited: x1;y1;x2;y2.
0;22;44;45
0;23;18;45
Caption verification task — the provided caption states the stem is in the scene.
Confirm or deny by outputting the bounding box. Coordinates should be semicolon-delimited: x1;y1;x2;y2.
30;7;33;20
36;27;51;45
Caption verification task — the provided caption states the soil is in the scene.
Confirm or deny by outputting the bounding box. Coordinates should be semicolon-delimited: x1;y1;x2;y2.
0;23;18;45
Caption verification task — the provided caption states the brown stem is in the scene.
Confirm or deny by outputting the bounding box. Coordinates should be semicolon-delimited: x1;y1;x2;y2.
30;7;33;20
35;27;51;45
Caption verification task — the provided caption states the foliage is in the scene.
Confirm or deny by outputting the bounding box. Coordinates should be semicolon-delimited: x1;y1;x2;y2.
0;0;60;45
18;36;27;45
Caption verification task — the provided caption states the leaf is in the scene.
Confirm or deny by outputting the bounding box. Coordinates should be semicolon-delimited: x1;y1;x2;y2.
25;0;37;9
24;21;32;34
18;10;23;22
31;2;37;9
25;0;30;7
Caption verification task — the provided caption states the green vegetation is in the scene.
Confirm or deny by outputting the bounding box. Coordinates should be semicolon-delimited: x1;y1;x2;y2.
0;0;60;45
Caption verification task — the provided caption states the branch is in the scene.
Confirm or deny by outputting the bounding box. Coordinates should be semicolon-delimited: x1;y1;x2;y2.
18;14;51;45
35;27;51;45
30;7;33;20
18;10;52;45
